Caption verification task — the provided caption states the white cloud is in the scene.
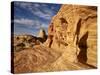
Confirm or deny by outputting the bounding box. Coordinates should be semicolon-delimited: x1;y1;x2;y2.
14;18;47;29
15;2;54;20
14;18;34;25
33;10;52;20
15;2;33;8
33;4;40;7
31;5;54;20
14;18;49;30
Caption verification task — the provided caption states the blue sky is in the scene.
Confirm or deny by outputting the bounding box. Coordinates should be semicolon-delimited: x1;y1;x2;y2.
12;1;61;36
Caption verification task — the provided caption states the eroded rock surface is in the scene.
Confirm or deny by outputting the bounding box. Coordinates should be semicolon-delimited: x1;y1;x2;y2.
14;45;61;73
44;4;97;65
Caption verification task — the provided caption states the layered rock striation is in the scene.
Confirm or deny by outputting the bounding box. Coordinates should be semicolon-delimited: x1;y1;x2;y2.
44;4;97;66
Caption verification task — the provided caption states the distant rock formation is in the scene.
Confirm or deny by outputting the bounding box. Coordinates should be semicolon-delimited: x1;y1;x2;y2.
44;5;97;66
13;35;41;52
37;28;47;43
38;29;46;38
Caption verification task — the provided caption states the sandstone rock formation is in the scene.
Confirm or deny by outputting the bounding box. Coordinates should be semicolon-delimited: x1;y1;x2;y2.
14;45;61;73
44;4;97;66
37;28;47;43
13;34;42;52
12;4;97;73
38;29;46;38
